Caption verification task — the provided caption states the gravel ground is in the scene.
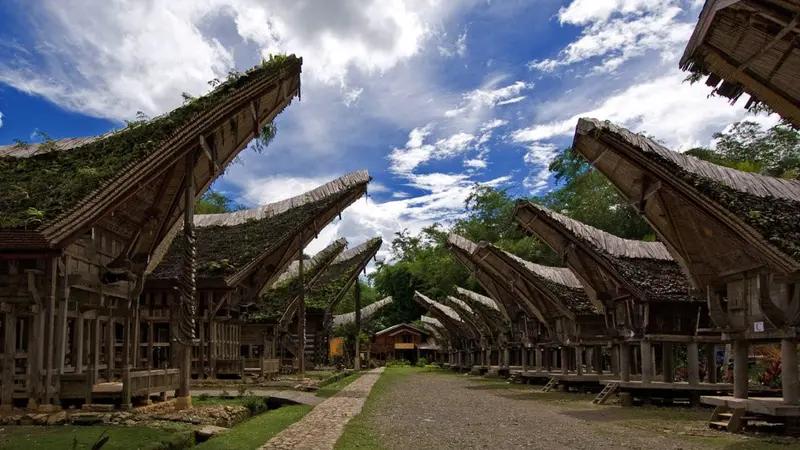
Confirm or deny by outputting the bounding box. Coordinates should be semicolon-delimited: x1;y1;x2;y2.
367;372;706;450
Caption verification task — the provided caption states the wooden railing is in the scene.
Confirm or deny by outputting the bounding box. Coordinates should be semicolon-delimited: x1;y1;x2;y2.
129;369;180;396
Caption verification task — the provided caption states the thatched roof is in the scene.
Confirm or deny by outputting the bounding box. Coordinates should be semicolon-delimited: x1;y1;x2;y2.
420;316;448;345
481;243;596;315
514;201;697;303
148;170;370;287
445;296;486;337
331;296;393;328
575;118;800;267
414;291;476;340
306;237;382;313
254;238;347;319
444;233;526;321
0;56;303;237
680;0;800;127
453;287;510;335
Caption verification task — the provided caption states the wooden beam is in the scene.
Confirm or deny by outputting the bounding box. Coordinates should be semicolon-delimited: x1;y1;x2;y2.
250;99;260;137
736;13;799;74
199;135;221;175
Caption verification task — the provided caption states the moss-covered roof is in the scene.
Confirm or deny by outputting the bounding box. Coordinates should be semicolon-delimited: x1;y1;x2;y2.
304;237;382;312
254;238;348;320
149;170;369;282
0;55;302;230
331;296;393;328
576;118;800;262
518;202;698;303
498;248;596;315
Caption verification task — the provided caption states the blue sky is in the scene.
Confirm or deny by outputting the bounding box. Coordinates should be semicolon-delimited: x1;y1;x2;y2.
0;0;778;261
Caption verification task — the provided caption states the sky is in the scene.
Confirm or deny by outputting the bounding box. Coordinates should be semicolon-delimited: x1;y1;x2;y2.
0;0;780;264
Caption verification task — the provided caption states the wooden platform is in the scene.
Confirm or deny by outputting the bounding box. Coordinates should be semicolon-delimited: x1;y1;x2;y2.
702;396;800;417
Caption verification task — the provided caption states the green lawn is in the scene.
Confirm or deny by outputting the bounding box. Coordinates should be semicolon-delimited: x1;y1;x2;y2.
0;425;189;450
315;373;362;398
194;404;312;450
335;367;423;450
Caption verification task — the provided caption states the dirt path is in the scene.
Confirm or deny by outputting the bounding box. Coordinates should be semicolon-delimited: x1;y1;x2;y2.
363;371;713;450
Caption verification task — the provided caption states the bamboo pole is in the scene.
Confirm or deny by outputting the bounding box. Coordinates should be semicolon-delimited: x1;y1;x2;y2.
354;281;362;371
176;151;196;409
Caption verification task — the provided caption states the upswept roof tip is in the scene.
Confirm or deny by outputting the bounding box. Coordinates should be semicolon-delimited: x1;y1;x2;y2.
332;296;393;328
414;291;463;323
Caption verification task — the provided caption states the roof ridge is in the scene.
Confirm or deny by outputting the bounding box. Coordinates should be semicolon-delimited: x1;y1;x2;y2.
520;201;674;261
454;287;500;311
496;246;583;288
270;238;347;287
195;170;370;228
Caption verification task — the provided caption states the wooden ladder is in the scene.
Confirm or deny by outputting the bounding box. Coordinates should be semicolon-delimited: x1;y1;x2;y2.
708;405;755;433
542;376;558;392
592;382;619;405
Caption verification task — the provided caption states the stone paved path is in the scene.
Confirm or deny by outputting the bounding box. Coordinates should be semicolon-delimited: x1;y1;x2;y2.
190;389;323;406
259;368;384;450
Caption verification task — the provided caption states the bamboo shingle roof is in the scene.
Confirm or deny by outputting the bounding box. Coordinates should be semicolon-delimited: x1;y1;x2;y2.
306;237;382;313
514;201;698;304
331;296;393;328
0;56;303;249
575;118;800;265
414;291;476;340
254;238;347;319
680;0;800;127
148;170;369;287
481;243;596;315
454;287;510;334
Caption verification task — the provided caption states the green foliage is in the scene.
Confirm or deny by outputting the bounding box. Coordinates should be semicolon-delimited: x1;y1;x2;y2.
197;393;210;401
685;121;800;179
196;190;244;214
194;404;312;450
0;54;300;229
386;359;411;367
241;396;266;415
416;357;428;367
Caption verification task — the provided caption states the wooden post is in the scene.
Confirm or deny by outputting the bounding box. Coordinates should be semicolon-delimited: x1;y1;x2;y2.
575;346;583;376
733;340;748;399
521;345;528;371
176;151;197;409
354;281;361;371
132;306;141;369
706;344;718;383
210;321;217;377
75;315;85;375
560;347;568;375
198;314;205;378
687;342;700;386
534;347;542;372
662;342;674;383
781;338;799;405
147;321;154;369
2;307;16;408
594;346;603;375
121;300;132;409
106;318;115;378
90;310;100;386
298;254;306;374
44;258;57;404
611;345;619;375
640;340;652;384
30;301;45;407
620;343;631;382
503;347;510;369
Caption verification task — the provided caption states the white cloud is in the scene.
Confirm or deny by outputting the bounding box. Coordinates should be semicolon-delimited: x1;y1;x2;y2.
513;69;779;151
392;191;410;199
464;158;487;169
444;79;533;118
0;111;3;128
456;28;468;57
0;0;474;120
437;26;468;58
342;87;363;107
528;1;694;74
388;127;476;176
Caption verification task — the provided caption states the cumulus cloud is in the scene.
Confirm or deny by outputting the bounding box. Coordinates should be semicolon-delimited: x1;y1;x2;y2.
528;0;695;74
388;127;476;175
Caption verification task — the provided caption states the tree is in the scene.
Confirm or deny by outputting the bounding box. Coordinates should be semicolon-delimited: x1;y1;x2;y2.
195;190;242;214
539;147;653;240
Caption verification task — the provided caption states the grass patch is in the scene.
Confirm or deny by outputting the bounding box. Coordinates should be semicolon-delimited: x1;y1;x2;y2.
0;425;182;450
335;367;424;450
195;404;312;450
193;396;252;407
316;373;362;398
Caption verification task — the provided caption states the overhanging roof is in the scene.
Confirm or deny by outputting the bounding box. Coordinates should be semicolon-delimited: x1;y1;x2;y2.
414;291;476;340
0;56;303;257
454;287;509;334
445;296;487;338
513;201;698;307
332;296;393;328
572;117;800;288
147;170;370;290
680;0;800;127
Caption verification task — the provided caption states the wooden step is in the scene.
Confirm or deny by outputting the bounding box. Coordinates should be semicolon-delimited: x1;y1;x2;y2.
709;421;731;428
717;413;758;421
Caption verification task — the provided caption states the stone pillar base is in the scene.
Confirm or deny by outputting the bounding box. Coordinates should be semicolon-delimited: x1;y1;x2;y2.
175;396;192;409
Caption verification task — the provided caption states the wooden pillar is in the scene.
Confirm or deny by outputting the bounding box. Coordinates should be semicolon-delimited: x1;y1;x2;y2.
620;343;631;382
56;261;70;384
687;342;700;386
706;344;718;383
210;321;217;377
30;301;45;407
354;282;362;371
610;345;619;375
733;340;748;399
44;259;57;404
2;307;17;407
781;339;799;405
176;151;196;409
521;346;528;371
75;315;85;375
560;347;568;375
576;346;583;376
90;311;100;387
120;300;133;409
106;318;115;378
503;347;510;369
662;342;674;383
132;306;141;369
534;347;542;372
147;321;154;369
198;315;205;378
640;340;652;384
593;346;603;375
298;254;306;374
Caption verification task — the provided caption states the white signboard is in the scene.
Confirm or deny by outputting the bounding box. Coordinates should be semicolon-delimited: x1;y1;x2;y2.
753;321;765;332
